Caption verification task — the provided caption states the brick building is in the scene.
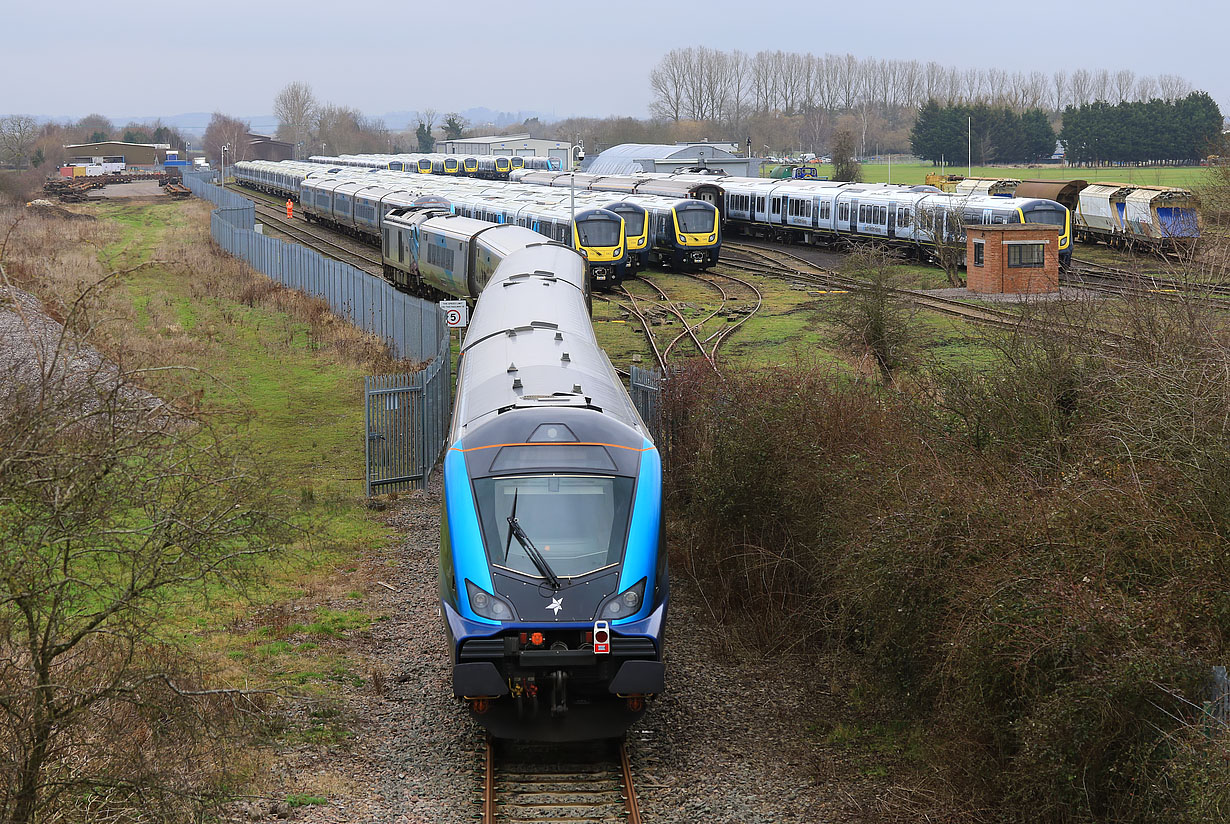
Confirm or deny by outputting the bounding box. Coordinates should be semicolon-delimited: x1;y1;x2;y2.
965;224;1061;294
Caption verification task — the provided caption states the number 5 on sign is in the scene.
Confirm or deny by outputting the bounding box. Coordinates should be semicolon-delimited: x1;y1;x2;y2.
440;300;468;329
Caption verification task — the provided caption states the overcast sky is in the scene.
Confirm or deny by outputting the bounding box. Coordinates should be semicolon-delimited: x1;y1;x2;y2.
4;0;1226;123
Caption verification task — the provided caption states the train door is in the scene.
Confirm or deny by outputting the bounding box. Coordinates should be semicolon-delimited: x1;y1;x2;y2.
982;208;993;225
849;199;859;234
887;201;896;236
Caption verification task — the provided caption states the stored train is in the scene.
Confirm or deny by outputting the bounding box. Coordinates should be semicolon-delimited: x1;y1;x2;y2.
929;176;1199;250
233;159;721;281
234;160;635;289
513;169;1074;268
430;207;666;741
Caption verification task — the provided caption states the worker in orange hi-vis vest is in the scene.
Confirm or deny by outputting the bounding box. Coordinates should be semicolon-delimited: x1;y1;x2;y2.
286;199;294;219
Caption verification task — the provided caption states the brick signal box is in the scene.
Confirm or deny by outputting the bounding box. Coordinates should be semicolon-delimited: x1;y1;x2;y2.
965;224;1060;294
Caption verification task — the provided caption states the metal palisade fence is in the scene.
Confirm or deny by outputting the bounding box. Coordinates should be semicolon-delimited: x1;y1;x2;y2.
181;169;451;491
629;365;663;444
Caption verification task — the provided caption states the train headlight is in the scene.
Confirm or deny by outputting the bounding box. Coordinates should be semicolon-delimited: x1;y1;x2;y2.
678;235;686;243
466;579;516;621
708;234;715;242
597;578;646;619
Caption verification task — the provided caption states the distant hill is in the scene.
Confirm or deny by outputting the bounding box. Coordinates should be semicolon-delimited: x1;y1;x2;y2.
23;107;565;139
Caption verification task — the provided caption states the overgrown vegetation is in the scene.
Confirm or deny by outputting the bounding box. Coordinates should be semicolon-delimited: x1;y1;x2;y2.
664;291;1230;822
0;199;406;819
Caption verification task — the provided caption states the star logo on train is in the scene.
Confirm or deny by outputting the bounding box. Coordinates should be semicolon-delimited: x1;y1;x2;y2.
546;597;563;615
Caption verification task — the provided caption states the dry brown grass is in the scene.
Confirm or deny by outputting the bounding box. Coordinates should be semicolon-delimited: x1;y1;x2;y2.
161;200;415;375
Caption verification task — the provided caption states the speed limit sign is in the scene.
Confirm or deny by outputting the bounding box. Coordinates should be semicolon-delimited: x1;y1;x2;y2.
440;300;468;328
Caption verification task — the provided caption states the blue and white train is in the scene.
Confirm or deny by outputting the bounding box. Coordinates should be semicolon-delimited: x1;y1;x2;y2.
428;208;667;741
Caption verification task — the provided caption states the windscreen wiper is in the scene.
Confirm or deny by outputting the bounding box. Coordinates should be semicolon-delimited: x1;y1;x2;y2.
506;499;561;589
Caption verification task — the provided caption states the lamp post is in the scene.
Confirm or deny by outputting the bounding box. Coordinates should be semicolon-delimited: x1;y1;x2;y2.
221;143;229;188
967;116;972;178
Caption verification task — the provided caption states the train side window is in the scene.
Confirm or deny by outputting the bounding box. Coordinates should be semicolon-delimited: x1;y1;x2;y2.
397;229;404;263
383;228;389;259
771;197;780;215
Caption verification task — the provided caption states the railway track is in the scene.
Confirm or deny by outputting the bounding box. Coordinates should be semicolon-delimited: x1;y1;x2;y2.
612;269;763;371
479;735;642;824
1069;256;1230;304
721;241;1038;331
250;202;384;275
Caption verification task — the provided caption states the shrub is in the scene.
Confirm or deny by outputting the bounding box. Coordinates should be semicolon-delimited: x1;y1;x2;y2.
662;294;1230;822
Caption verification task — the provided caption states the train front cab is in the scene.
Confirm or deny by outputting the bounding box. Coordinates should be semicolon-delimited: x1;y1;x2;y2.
604;202;650;273
440;407;665;741
1017;199;1071;269
573;208;628;290
667;201;721;269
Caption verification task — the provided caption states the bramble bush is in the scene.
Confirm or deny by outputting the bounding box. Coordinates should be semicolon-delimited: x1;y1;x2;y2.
663;295;1230;822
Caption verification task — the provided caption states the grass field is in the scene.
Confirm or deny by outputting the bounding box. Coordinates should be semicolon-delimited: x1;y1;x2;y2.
592;266;1000;376
11;199;404;763
765;161;1213;188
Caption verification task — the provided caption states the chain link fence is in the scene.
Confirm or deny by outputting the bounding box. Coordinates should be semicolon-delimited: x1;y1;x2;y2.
182;170;451;490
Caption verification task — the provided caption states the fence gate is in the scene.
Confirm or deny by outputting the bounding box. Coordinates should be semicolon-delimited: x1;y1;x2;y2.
365;360;450;494
629;365;663;444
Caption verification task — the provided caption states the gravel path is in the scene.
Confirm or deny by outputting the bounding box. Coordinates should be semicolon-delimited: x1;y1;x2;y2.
254;480;881;823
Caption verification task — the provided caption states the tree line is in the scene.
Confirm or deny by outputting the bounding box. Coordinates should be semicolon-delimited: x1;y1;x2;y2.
0;113;190;171
909;101;1057;165
264;81;470;162
647;46;1197;155
1059;91;1223;165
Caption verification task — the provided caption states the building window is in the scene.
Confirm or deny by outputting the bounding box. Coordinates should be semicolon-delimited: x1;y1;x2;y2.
1006;243;1045;268
973;241;984;267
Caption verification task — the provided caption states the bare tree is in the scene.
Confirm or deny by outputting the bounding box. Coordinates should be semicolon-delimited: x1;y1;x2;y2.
916;198;970;287
1069;69;1093;106
0;116;39;169
74;113;113;143
1091;69;1112;102
1051;69;1068;112
273;81;317;159
821;247;919;385
1113;68;1136;103
1134;75;1159;102
201;112;250;167
650;48;689;121
0;261;290;823
1158;73;1192;101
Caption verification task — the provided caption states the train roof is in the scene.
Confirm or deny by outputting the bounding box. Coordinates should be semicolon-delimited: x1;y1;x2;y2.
454;244;646;439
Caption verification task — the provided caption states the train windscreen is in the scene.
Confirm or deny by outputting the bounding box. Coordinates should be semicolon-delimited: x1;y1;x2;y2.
1022;206;1066;226
475;474;635;577
615;210;645;237
676;207;715;234
577;218;621;247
